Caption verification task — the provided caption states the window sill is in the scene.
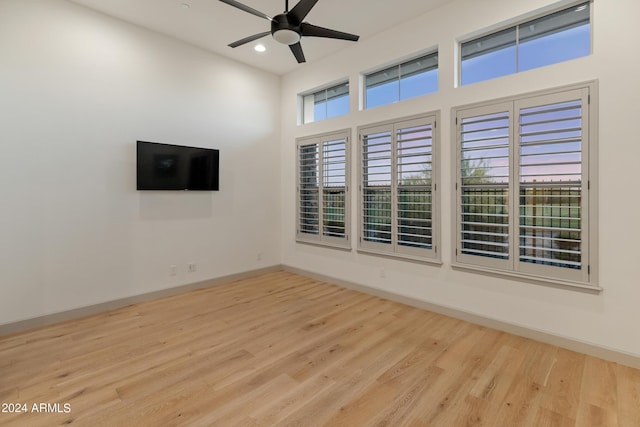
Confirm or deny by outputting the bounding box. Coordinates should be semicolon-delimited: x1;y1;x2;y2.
357;248;442;266
296;239;352;251
451;262;602;293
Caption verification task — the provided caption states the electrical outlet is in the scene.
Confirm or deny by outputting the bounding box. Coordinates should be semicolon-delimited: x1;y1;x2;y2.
379;268;386;278
170;265;177;276
256;252;262;261
187;263;197;273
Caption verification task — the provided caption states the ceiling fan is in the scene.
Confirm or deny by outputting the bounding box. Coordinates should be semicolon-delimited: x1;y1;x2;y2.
219;0;360;63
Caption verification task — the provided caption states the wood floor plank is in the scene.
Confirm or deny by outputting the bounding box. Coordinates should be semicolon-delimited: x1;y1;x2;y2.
576;356;618;426
248;373;336;426
0;270;639;427
491;340;554;427
617;364;640;427
539;348;586;421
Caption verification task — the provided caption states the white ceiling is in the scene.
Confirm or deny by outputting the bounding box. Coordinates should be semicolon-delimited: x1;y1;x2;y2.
69;0;454;75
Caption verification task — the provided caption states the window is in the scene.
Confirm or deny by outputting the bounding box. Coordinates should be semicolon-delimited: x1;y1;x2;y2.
297;130;350;248
454;82;597;287
302;82;350;124
359;114;439;261
460;2;590;86
365;52;438;109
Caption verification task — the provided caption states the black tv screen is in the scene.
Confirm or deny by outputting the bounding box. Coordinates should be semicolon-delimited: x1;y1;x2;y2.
137;141;219;191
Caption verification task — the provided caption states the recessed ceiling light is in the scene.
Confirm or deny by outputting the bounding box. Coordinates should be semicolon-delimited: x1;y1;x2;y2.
254;44;266;53
180;2;190;9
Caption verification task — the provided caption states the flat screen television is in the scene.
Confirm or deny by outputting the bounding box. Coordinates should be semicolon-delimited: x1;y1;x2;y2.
137;141;219;191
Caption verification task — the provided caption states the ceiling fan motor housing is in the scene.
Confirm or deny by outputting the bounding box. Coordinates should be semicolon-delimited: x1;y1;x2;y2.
271;14;301;45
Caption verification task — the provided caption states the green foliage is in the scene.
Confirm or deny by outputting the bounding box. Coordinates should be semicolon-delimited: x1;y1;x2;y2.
461;157;490;184
400;167;432;186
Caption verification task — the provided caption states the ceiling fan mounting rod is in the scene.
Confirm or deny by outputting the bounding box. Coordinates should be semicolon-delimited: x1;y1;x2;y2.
285;0;289;12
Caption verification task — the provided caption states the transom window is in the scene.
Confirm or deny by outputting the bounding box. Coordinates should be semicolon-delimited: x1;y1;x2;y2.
364;52;438;109
296;130;350;248
460;2;591;86
453;82;597;287
359;114;439;261
301;82;350;124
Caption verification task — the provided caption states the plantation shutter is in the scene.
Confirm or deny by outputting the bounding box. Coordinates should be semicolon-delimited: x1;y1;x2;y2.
456;103;513;270
454;84;594;287
359;114;438;260
361;125;393;249
298;143;320;237
515;88;589;282
396;118;435;257
322;137;348;240
297;130;350;248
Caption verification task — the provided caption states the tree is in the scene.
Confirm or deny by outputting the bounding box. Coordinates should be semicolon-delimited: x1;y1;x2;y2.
461;157;490;184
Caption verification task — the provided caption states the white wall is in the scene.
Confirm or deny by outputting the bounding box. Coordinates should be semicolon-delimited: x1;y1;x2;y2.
0;0;281;325
281;0;640;356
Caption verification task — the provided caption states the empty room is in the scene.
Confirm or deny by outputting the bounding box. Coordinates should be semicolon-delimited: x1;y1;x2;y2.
1;0;639;425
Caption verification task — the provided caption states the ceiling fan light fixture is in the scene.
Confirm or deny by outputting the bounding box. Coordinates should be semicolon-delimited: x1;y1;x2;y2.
272;29;301;45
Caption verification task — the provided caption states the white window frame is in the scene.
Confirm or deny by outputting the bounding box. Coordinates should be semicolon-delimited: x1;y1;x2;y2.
363;50;439;110
358;113;441;263
300;81;350;124
296;129;351;249
458;1;592;86
452;81;599;290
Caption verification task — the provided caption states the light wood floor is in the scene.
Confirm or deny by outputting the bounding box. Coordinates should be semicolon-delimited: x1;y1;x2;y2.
1;271;639;426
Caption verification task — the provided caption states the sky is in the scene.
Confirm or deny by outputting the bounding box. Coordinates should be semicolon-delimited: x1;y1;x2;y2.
312;21;590;118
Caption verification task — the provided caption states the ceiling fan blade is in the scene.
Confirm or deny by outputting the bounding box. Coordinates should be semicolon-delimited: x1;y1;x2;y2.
228;31;271;48
288;0;318;22
218;0;272;21
289;42;306;63
300;23;359;41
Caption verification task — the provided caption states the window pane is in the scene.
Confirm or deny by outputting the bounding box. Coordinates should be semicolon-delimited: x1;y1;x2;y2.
365;63;397;108
400;69;438;101
366;80;399;109
461;27;516;85
461;3;590;85
313;100;327;122
366;65;400;88
366;53;438;108
326;93;349;119
303;82;349;123
518;23;590;72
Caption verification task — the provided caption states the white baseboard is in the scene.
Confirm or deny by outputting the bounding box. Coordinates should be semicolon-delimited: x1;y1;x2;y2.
0;265;282;337
4;263;639;370
283;265;640;370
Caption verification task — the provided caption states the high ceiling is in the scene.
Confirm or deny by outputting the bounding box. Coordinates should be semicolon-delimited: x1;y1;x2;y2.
69;0;454;75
